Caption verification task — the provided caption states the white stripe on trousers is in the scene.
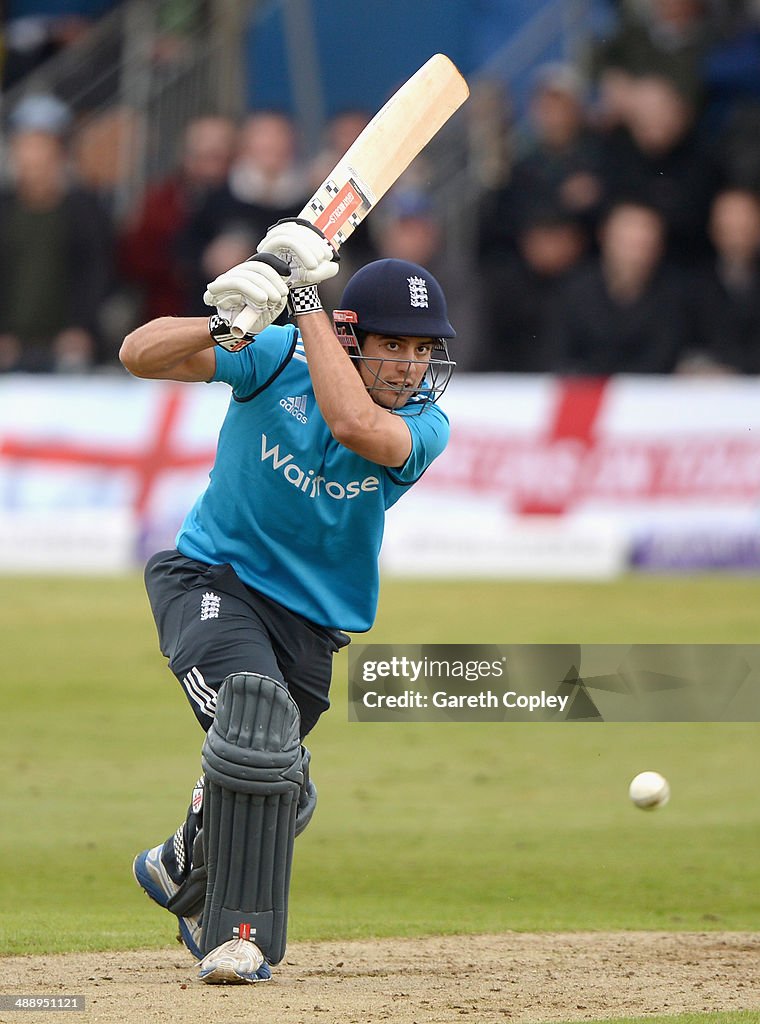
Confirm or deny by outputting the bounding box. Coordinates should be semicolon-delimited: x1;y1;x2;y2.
182;665;217;717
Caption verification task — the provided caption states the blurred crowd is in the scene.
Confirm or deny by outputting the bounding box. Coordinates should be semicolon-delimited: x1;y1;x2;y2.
476;0;760;375
4;0;760;376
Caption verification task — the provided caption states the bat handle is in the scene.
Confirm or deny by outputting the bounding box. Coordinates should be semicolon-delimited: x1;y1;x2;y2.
229;306;259;338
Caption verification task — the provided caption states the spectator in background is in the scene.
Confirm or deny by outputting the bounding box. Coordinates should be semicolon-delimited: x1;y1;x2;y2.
373;190;443;266
119;115;237;321
478;204;590;372
680;187;760;374
477;63;603;264
543;200;688;374
600;74;719;266
513;64;605;225
590;0;716;107
180;110;309;313
0;96;113;372
371;188;480;369
307;109;370;191
6;91;73;136
199;224;259;294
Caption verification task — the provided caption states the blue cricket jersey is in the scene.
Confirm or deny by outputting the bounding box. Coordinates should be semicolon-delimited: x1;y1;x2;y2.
175;324;449;632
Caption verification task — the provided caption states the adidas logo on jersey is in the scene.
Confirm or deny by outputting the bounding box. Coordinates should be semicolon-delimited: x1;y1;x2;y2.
279;394;309;423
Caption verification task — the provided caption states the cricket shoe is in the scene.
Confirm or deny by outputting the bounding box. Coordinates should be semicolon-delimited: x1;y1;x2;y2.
198;938;272;984
132;845;202;959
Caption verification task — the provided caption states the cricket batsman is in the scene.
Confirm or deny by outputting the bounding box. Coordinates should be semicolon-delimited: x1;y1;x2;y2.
120;218;456;983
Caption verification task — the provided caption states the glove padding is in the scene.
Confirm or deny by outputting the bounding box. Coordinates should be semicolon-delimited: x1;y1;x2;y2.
204;254;290;336
257;218;340;288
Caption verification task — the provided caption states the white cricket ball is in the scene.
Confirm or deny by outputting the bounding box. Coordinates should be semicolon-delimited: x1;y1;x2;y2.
629;771;670;810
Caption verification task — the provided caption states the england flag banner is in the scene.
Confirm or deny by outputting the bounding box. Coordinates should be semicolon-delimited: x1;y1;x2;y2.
2;374;760;576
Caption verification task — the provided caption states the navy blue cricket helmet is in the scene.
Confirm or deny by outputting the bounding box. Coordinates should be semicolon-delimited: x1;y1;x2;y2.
338;258;455;339
333;259;456;411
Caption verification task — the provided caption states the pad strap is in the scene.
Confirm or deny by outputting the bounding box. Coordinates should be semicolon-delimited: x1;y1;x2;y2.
167;828;206;918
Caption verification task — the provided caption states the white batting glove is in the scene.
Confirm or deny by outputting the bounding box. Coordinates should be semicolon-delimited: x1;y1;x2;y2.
257;218;340;287
204;254;290;344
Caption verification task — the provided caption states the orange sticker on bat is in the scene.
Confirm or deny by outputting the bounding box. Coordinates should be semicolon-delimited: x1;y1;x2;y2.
314;179;369;243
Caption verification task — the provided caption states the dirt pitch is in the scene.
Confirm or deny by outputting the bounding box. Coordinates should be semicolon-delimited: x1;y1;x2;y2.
1;932;758;1024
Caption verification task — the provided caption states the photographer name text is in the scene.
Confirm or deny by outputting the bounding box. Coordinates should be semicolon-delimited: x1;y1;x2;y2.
361;689;569;712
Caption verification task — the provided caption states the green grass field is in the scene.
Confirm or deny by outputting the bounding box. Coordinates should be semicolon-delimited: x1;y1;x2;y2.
2;574;758;1024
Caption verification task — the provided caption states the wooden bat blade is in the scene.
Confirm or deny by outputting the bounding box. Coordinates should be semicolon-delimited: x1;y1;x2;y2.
230;53;469;337
305;52;469;249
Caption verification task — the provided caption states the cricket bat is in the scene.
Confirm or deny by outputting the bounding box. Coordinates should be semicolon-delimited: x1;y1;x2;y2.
230;52;469;337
